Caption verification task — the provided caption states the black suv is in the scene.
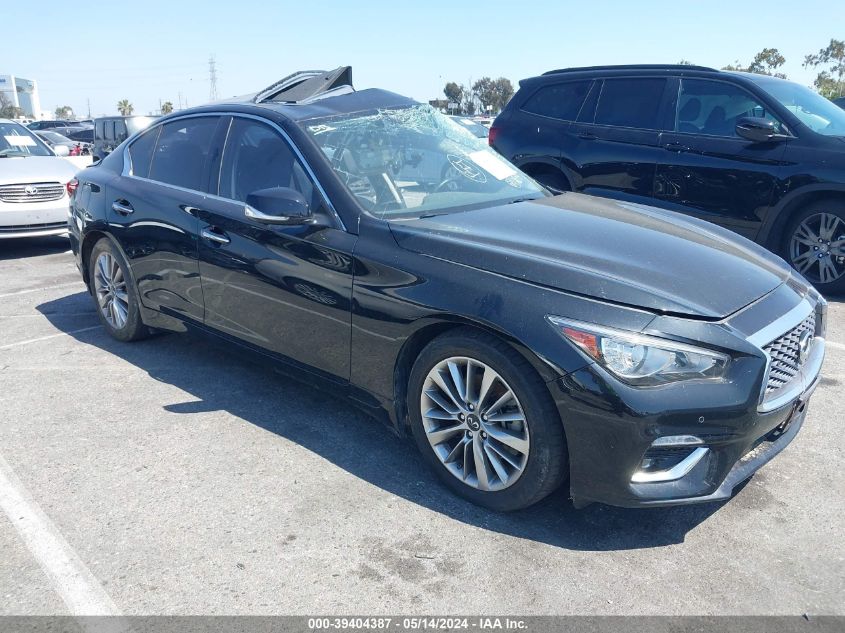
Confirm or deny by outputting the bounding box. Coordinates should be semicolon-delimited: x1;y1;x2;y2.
490;65;845;293
68;68;825;511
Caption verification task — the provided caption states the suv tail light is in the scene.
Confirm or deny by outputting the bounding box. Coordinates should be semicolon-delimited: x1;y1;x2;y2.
488;125;500;147
66;178;79;197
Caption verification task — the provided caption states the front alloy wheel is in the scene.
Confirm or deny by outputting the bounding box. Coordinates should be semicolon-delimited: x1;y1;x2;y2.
421;356;530;492
408;329;567;511
789;211;845;286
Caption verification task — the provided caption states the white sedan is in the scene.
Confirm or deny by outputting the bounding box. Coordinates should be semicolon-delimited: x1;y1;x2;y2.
0;119;78;239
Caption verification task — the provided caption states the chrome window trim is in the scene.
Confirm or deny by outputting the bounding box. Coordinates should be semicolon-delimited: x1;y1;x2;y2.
121;110;345;231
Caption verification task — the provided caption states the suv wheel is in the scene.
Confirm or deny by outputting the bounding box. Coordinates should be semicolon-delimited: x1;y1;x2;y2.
408;328;567;511
89;238;150;342
785;202;845;294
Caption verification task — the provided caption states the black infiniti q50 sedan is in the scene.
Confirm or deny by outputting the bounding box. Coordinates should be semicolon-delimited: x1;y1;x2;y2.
68;68;826;511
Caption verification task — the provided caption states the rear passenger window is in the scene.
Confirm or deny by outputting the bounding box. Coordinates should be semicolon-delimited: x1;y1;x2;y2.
521;81;591;121
104;121;115;142
127;127;160;178
95;120;103;139
594;78;667;130
149;117;219;191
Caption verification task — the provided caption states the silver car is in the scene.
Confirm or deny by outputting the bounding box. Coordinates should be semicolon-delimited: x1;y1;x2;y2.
0;119;78;239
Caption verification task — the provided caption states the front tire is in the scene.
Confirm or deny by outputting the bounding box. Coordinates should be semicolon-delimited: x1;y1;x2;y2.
784;201;845;295
89;238;149;342
408;328;568;511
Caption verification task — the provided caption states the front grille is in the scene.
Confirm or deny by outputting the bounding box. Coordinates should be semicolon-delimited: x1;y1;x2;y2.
0;221;67;233
0;182;64;203
763;312;816;394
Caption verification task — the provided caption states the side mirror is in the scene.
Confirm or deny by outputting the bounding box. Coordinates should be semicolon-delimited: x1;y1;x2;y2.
735;117;784;143
53;145;70;157
244;187;314;225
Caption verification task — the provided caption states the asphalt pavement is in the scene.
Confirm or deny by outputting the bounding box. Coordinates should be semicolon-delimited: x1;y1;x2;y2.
0;236;843;615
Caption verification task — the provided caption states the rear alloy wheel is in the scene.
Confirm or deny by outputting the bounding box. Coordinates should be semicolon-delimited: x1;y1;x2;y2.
786;204;845;294
408;329;567;511
89;239;150;342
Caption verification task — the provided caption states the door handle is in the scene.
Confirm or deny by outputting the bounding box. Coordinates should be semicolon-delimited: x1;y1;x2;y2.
111;200;134;215
201;226;230;245
663;142;691;153
577;132;597;141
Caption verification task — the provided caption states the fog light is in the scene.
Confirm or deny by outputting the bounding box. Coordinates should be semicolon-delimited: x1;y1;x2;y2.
632;438;709;483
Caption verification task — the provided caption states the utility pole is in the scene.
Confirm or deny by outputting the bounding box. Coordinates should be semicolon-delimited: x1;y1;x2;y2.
86;98;91;118
208;55;218;101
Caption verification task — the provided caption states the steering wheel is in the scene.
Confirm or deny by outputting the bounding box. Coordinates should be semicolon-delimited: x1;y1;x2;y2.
433;178;461;193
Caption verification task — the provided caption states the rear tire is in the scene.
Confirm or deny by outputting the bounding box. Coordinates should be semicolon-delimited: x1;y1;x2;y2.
408;328;568;511
783;201;845;295
89;238;150;342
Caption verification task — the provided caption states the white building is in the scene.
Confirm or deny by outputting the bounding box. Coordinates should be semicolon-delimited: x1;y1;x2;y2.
0;75;42;119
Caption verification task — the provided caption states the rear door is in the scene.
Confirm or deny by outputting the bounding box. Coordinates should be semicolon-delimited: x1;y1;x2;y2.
567;77;671;202
197;116;356;381
107;115;224;323
505;79;593;179
654;77;789;238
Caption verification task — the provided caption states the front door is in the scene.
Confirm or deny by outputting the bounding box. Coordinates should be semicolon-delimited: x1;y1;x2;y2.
654;77;789;239
197;116;356;381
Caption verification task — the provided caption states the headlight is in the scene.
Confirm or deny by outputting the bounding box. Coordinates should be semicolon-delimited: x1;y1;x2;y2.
546;316;730;386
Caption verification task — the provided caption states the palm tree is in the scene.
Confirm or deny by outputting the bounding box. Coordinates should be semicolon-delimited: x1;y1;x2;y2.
117;99;134;116
161;101;174;115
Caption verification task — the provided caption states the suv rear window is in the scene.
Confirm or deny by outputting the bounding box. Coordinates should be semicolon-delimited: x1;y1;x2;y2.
593;78;667;130
521;81;591;121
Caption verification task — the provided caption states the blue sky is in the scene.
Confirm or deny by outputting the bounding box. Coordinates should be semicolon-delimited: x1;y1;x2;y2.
6;0;844;117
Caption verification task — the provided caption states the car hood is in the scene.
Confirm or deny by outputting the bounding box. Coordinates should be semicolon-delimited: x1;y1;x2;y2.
389;193;792;319
0;156;78;185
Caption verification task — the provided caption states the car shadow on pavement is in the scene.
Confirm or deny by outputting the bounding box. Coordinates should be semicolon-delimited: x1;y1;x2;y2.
0;236;70;261
38;291;730;552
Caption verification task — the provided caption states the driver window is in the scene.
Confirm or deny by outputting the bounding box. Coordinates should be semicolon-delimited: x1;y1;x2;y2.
219;119;316;206
677;79;783;137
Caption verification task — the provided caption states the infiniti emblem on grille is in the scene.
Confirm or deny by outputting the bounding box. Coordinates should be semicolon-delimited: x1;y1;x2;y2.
24;185;38;195
798;330;812;364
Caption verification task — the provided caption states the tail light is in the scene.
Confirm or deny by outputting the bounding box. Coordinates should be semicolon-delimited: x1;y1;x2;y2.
66;178;79;197
488;125;500;147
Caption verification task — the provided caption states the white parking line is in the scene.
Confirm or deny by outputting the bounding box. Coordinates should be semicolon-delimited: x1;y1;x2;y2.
0;453;120;615
0;282;82;299
0;326;101;351
827;341;845;352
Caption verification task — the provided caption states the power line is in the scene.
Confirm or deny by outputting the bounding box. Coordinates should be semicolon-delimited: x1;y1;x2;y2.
208;55;218;101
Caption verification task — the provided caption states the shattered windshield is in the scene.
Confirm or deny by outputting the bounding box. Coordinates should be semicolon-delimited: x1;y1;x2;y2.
301;104;546;219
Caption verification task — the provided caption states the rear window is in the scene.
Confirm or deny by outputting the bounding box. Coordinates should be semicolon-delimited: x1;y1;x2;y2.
127;127;160;178
593;78;667;130
521;81;591;121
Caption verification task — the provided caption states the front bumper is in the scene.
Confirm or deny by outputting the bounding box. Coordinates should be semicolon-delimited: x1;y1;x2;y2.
552;342;822;510
0;199;70;239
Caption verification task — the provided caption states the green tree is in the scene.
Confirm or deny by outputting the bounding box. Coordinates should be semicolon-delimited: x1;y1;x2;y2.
723;48;787;78
443;82;463;110
492;77;514;112
0;92;24;119
804;39;845;98
748;48;787;78
117;99;134;116
161;101;174;114
54;105;73;119
472;77;497;114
